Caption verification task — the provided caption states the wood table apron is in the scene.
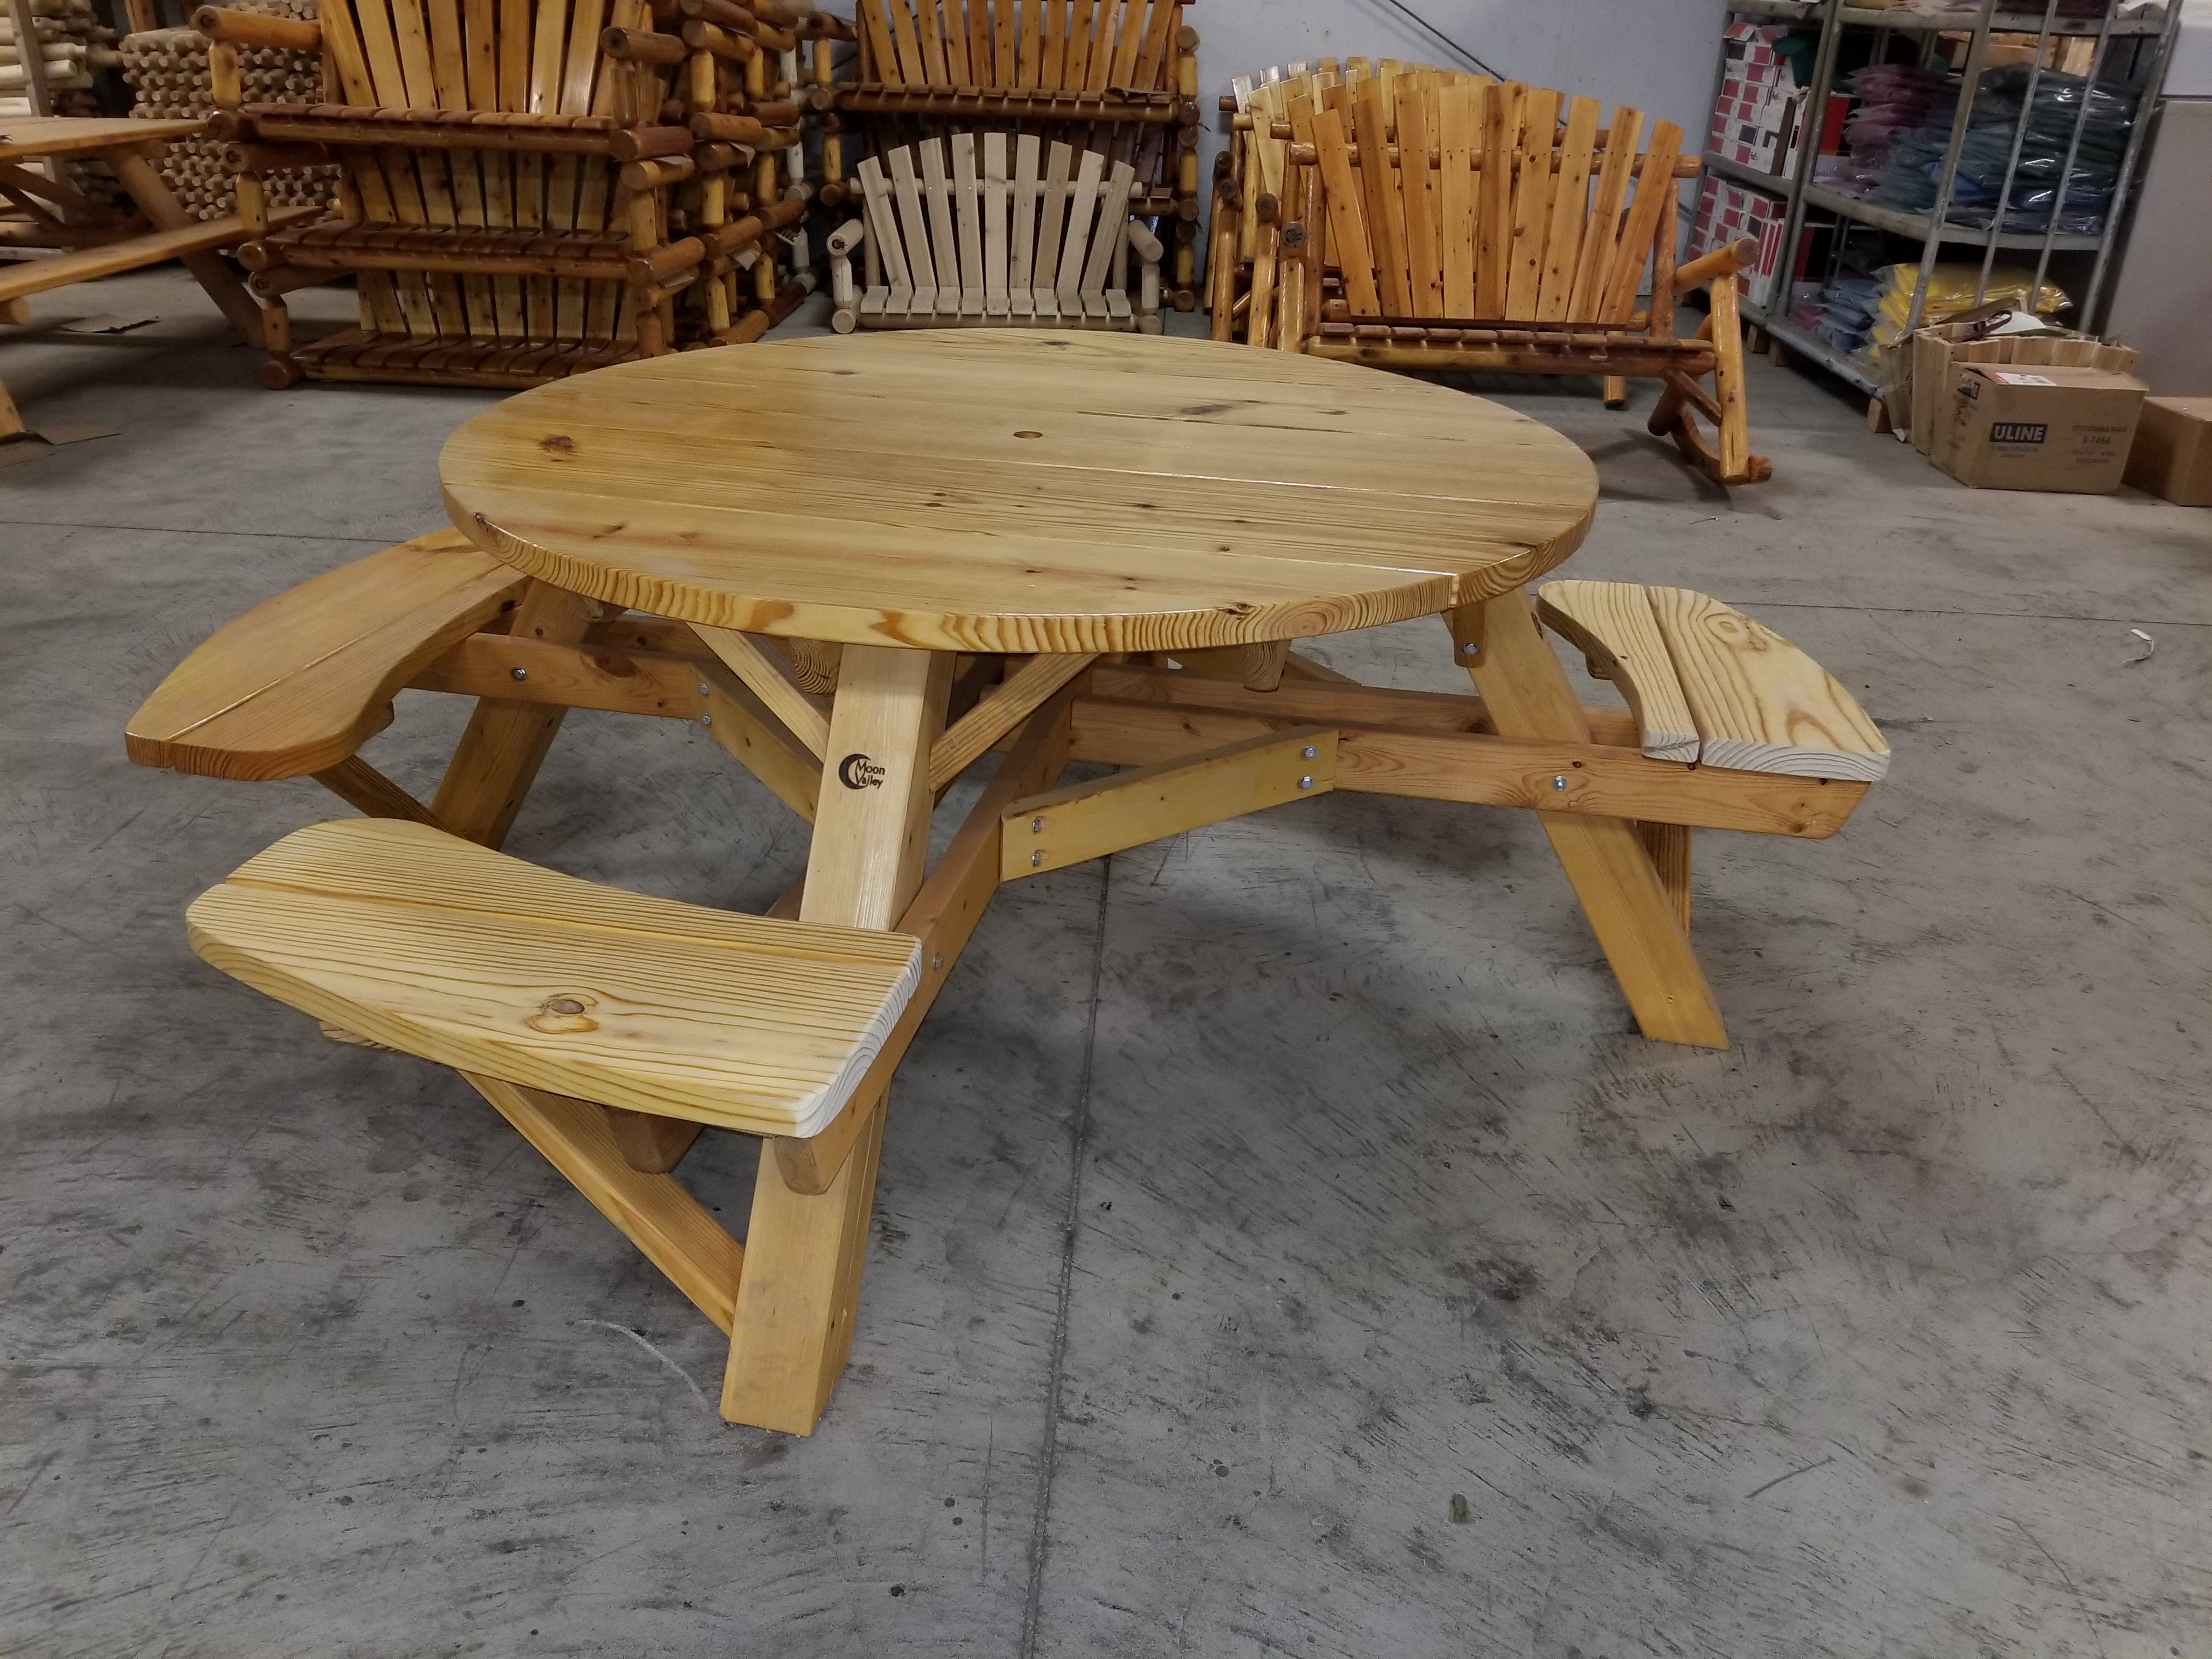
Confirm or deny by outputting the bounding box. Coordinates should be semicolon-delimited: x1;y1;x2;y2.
438;329;1699;1434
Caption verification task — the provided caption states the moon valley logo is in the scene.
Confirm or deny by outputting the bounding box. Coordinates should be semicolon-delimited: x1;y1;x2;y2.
837;753;888;789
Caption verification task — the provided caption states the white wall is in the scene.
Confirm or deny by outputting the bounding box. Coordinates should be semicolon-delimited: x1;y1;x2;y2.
1194;0;1726;180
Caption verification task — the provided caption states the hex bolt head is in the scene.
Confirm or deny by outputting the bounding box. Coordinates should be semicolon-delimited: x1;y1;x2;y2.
510;666;528;680
701;714;714;727
1301;745;1318;759
930;952;944;970
1031;816;1045;833
1298;775;1314;789
1551;774;1567;790
1461;642;1479;657
1030;850;1044;867
697;683;710;696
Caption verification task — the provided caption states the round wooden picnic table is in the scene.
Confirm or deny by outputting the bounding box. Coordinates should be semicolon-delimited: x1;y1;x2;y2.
437;329;1600;653
432;331;1694;1437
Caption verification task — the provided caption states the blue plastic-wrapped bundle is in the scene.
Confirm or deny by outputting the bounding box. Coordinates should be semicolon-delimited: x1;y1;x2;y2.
1870;66;2137;235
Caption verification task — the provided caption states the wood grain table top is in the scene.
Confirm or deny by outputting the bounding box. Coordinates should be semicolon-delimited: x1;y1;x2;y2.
0;116;206;160
438;330;1599;652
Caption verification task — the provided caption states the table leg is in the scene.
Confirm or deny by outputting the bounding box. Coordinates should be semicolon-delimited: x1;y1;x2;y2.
431;580;599;848
1447;589;1727;1049
104;143;270;351
721;643;955;1434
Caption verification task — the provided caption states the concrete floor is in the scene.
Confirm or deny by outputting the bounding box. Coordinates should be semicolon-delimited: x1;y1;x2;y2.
3;270;2209;1659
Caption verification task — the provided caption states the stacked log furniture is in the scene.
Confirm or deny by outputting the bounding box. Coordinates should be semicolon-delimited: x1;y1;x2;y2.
836;0;1199;309
121;9;338;223
1266;75;1771;487
197;0;831;386
827;129;1160;330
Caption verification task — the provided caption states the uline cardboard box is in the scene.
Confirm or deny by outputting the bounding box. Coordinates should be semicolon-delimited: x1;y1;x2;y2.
1936;363;2147;493
2123;396;2212;506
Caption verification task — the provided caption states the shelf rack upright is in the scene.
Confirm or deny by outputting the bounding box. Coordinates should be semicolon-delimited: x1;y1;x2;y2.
1707;0;2181;395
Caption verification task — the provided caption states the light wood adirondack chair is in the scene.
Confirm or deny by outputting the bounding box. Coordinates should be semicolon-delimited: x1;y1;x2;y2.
194;0;828;388
832;0;1201;307
829;131;1159;331
1272;76;1772;487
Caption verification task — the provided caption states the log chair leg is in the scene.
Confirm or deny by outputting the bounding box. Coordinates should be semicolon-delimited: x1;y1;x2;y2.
1601;374;1628;409
105;144;270;349
1706;275;1770;484
721;643;955;1435
1447;590;1726;1049
431;580;598;848
0;373;26;443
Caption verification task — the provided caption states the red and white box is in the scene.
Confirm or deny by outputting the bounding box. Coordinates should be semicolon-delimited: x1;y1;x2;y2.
1691;176;1789;308
1707;21;1799;171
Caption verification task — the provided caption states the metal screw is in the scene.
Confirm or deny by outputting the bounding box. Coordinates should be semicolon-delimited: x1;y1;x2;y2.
510;666;528;681
1031;816;1044;833
701;714;714;727
1301;745;1318;759
1461;642;1479;657
1297;775;1314;790
1552;775;1567;790
1030;850;1044;867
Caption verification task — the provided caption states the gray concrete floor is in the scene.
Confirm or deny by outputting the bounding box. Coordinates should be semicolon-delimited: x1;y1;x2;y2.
3;270;2210;1659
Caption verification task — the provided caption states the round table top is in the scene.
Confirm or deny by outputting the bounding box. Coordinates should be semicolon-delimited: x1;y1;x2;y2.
438;330;1599;653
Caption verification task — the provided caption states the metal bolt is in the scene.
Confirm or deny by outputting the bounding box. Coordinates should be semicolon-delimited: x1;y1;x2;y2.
510;666;528;681
930;952;944;970
1030;850;1044;867
1031;816;1044;833
697;683;710;696
1297;775;1314;790
1551;775;1567;790
701;714;714;727
1301;745;1318;759
1462;642;1479;657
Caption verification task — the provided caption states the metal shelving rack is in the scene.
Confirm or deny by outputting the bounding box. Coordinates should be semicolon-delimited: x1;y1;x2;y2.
1707;0;2182;394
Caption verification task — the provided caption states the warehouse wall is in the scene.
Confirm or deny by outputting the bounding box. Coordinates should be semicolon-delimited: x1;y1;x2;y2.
1194;0;1725;172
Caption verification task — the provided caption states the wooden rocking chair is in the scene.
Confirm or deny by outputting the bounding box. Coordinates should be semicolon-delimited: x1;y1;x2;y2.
829;131;1160;331
1271;76;1772;487
194;0;818;388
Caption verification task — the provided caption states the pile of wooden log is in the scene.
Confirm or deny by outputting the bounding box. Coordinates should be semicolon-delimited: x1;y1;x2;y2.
121;3;334;222
1;0;120;116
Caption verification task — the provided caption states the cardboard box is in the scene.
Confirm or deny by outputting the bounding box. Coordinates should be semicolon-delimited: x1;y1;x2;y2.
1936;364;2147;493
1897;320;2138;456
2123;397;2212;506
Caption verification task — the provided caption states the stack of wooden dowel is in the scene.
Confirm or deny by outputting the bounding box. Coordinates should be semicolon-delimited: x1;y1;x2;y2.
1;0;120;116
120;4;334;222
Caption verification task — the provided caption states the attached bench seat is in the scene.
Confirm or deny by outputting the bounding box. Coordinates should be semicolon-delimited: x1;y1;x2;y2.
189;820;923;1140
126;530;529;782
1537;580;1889;782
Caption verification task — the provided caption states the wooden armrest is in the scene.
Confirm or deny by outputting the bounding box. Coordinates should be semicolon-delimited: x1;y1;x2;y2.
194;4;320;49
1675;236;1757;289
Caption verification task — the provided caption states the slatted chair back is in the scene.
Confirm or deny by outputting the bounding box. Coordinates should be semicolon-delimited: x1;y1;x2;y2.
300;0;677;348
1304;77;1687;331
853;0;1184;98
849;132;1155;328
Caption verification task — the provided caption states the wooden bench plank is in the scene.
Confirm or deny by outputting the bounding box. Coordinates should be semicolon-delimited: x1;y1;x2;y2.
189;819;924;1138
1536;578;1699;762
1644;585;1889;782
126;530;531;781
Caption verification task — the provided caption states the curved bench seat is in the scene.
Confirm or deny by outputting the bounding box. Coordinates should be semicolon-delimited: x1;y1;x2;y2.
188;819;923;1139
126;530;529;782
